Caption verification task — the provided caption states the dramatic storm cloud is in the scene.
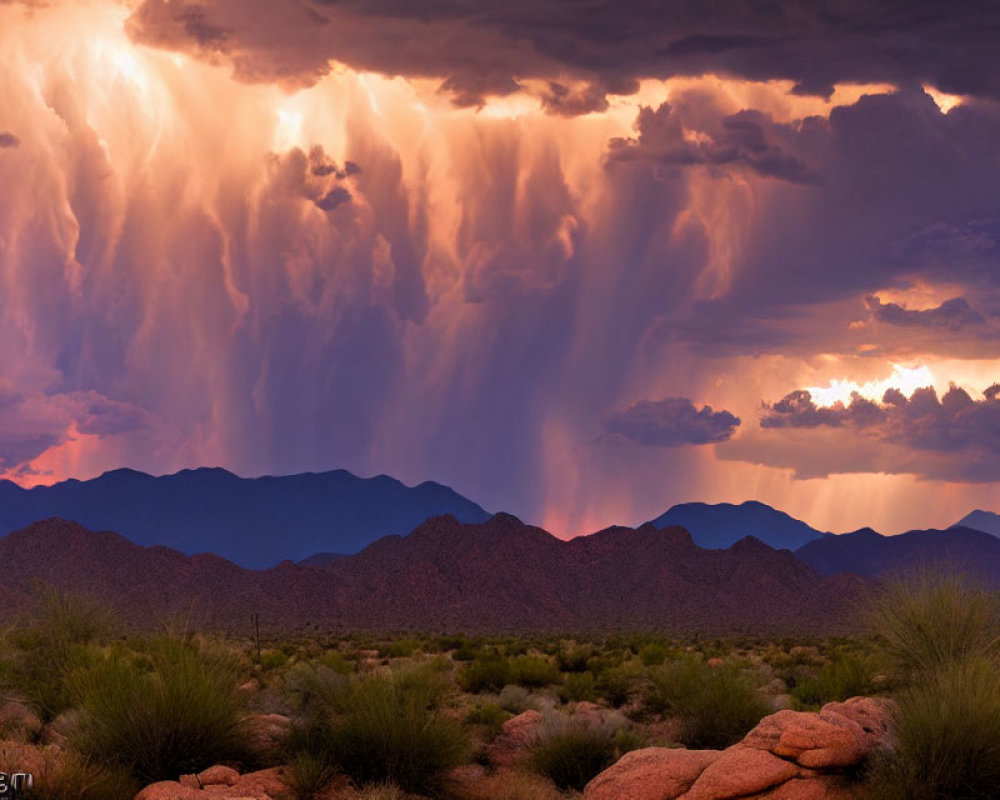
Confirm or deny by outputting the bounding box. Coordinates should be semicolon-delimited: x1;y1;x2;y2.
1;0;1000;535
602;397;740;447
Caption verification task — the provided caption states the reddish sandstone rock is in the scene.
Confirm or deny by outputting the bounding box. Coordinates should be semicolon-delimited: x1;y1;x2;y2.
752;776;857;799
197;765;239;786
487;709;543;768
681;748;798;800
134;781;204;800
584;747;719;800
179;774;201;789
226;767;287;797
820;697;893;750
740;708;868;769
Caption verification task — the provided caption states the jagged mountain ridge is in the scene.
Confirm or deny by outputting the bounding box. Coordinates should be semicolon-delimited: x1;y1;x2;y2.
795;526;1000;588
0;515;864;635
0;468;490;569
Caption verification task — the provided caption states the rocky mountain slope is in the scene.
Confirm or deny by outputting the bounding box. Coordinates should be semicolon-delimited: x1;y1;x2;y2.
0;515;864;635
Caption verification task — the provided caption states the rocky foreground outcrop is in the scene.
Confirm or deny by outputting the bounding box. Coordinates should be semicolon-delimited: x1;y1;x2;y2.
585;697;893;800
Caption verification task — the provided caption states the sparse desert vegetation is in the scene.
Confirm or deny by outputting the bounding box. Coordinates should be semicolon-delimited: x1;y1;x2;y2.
0;574;994;799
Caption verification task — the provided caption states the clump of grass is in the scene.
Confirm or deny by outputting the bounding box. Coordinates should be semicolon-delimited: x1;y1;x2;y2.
791;652;878;708
282;749;339;800
465;703;512;739
556;645;592;673
9;587;114;720
459;655;511;693
531;719;635;792
865;658;1000;799
638;643;670;667
68;636;249;784
509;656;559;688
294;667;469;795
867;569;1000;681
644;658;767;749
559;671;595;703
355;781;407;800
34;754;139;800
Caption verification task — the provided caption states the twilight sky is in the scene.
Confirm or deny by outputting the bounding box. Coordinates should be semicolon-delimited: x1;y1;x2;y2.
1;0;999;536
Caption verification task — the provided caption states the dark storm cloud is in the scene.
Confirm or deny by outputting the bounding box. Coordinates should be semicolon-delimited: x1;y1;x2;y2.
125;0;1000;108
602;396;740;446
865;295;986;330
0;132;19;148
748;383;1000;481
316;186;351;211
608;104;823;184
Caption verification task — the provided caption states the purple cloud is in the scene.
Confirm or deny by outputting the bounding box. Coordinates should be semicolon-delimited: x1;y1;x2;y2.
603;396;740;446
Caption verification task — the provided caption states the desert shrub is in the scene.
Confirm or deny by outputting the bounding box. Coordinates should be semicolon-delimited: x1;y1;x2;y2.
596;663;643;708
867;569;1000;681
864;658;1000;800
531;721;632;792
509;656;559;688
556;645;592;673
379;638;419;659
459;655;512;693
644;658;767;748
465;702;512;739
34;754;139;800
559;672;596;703
259;649;289;670
496;685;534;714
318;650;353;675
354;781;406;800
283;662;350;717
638;643;670;667
311;670;469;794
282;749;339;800
68;637;248;784
791;652;878;708
9;588;114;721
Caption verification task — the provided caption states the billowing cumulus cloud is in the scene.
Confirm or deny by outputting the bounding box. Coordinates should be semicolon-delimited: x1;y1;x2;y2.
608;104;823;185
744;383;1000;481
602;397;740;447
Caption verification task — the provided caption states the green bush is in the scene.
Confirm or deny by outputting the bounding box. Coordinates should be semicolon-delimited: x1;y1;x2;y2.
459;655;511;693
531;723;629;792
509;656;560;688
465;703;512;739
35;755;139;800
644;658;767;748
638;643;670;667
259;649;289;670
596;663;643;708
303;669;469;794
69;637;249;784
865;658;1000;799
791;653;877;708
867;569;1000;681
557;645;592;673
560;671;596;703
282;749;339;800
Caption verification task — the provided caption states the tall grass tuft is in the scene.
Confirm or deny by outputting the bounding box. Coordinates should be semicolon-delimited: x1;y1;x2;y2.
530;717;637;793
866;568;1000;680
68;637;248;784
865;658;1000;800
292;666;469;795
644;658;767;749
282;749;340;800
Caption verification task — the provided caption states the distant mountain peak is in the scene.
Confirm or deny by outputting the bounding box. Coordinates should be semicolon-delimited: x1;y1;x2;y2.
954;509;1000;538
647;500;823;552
